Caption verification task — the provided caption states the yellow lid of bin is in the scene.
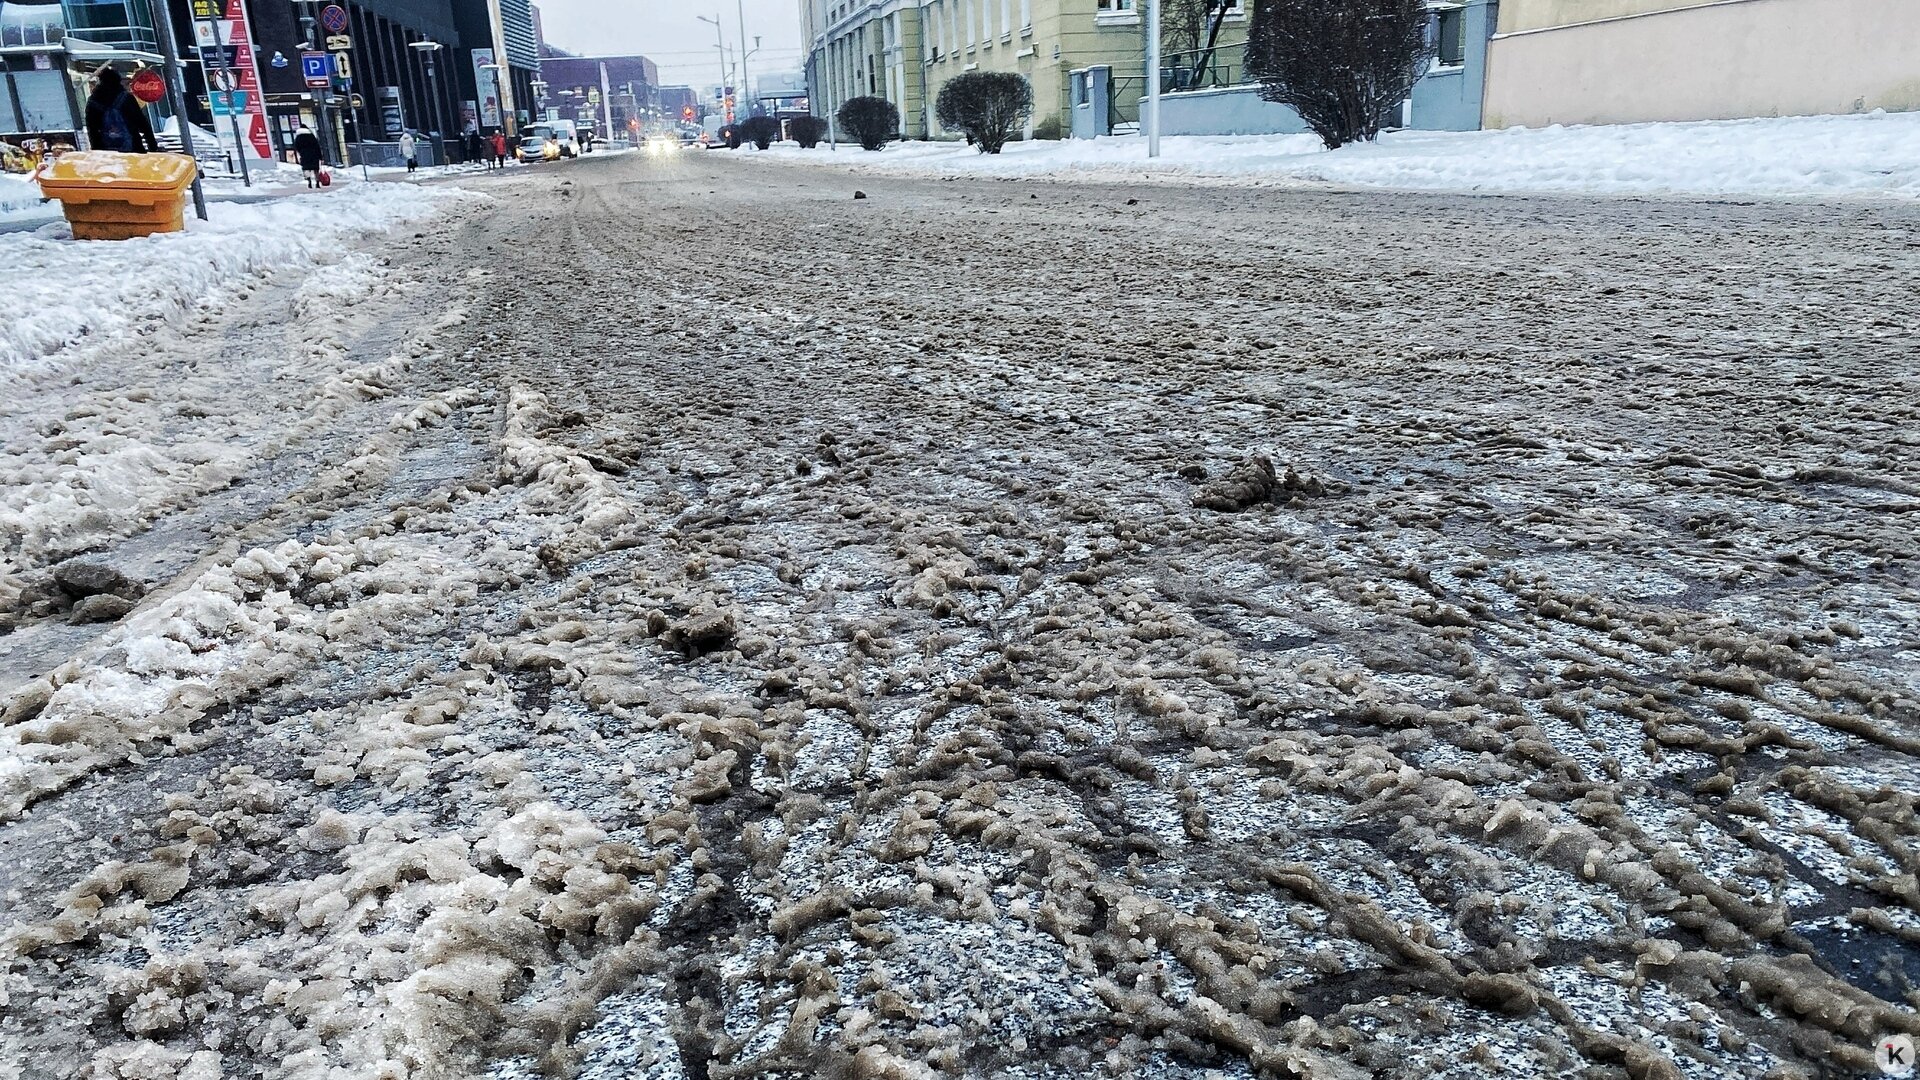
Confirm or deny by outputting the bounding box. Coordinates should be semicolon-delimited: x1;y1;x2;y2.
40;151;197;192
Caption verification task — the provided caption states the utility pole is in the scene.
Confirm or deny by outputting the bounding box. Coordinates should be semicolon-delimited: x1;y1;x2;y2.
197;4;252;185
1146;0;1162;158
736;0;751;118
150;0;208;218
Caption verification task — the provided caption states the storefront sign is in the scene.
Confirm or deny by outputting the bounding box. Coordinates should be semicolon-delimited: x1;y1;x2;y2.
129;69;167;104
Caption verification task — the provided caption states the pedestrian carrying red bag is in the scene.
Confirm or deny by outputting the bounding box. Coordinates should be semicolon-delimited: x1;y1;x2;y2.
317;168;332;187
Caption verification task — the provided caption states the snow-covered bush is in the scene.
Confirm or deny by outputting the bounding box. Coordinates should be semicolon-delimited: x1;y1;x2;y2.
936;72;1032;155
837;96;901;152
739;116;781;150
788;115;828;149
1247;0;1431;149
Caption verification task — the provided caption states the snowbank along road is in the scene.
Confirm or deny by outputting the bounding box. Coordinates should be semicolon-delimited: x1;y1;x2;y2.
1;150;1917;1080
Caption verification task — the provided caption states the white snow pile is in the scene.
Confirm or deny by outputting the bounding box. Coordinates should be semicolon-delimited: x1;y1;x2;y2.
0;172;46;216
756;109;1920;199
0;181;476;371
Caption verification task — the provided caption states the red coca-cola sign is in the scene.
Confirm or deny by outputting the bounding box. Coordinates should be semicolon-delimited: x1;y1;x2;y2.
129;69;166;105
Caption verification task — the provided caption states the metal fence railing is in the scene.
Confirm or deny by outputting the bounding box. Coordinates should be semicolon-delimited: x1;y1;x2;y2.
348;140;446;169
1110;48;1251;133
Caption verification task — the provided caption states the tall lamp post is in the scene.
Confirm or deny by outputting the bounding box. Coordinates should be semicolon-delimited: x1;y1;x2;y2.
695;14;729;123
736;0;752;118
409;38;445;169
1146;0;1162;157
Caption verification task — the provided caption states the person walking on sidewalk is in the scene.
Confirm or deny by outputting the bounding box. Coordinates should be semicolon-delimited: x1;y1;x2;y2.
490;130;507;170
399;131;418;175
84;68;159;154
292;125;325;188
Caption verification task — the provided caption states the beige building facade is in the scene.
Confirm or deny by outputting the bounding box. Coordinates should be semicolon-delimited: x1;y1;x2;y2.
806;0;1231;139
1484;0;1920;127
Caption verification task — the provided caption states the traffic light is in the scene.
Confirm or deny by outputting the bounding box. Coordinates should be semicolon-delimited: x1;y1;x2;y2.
682;106;694;122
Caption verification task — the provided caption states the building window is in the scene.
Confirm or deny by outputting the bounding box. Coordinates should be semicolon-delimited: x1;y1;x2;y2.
1096;0;1135;10
1431;5;1465;67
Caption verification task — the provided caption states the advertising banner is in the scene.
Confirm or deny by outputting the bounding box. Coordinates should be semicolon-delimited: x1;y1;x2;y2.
471;49;502;128
378;87;404;138
192;0;273;159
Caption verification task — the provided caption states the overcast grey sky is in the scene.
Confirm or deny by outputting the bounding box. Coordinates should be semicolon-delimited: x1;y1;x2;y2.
535;0;808;89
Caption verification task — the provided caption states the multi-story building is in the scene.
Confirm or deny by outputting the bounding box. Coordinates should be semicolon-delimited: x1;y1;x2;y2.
215;0;539;159
803;0;1500;142
453;0;541;134
1483;0;1920;128
534;53;658;137
656;84;698;125
805;0;1166;140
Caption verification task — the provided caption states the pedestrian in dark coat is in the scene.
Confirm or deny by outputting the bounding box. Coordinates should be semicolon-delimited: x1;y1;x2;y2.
292;125;325;187
84;68;159;153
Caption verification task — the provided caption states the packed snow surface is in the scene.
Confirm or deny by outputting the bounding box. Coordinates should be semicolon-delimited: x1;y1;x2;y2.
0;152;1916;1080
0;180;473;371
755;109;1920;199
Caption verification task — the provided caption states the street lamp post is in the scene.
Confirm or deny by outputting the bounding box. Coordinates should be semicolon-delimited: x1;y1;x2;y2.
736;0;752;118
409;39;445;169
1146;0;1162;158
695;14;729;124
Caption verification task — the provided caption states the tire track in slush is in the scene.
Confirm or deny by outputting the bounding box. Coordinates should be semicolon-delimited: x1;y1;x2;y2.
0;153;1913;1080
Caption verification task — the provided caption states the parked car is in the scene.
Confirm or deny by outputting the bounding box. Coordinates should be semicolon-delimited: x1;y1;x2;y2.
516;134;560;164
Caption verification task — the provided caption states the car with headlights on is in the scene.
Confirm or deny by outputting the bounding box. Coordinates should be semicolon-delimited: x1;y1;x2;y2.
516;134;560;164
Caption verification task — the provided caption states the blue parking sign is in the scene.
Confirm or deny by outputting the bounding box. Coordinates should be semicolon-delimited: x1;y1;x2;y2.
301;51;331;88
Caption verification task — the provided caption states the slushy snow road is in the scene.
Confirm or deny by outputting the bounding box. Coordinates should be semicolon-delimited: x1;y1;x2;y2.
0;151;1916;1080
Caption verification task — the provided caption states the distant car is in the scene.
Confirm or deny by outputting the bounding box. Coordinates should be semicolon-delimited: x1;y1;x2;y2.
516;135;560;164
645;134;679;155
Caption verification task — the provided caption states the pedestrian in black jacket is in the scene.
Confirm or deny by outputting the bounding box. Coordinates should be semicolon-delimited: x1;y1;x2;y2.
85;69;159;154
292;125;325;187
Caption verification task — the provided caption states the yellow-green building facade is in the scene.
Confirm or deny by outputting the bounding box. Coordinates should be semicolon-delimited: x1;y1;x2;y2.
804;0;1250;139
